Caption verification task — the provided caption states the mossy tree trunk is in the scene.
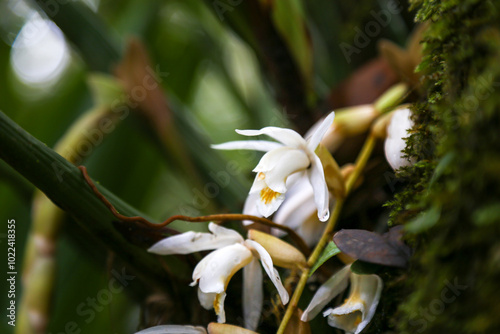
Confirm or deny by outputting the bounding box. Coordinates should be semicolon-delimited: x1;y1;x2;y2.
385;0;500;333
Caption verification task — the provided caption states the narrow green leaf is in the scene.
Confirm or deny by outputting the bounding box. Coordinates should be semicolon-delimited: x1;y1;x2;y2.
429;152;455;187
309;241;341;277
405;205;441;233
271;0;313;95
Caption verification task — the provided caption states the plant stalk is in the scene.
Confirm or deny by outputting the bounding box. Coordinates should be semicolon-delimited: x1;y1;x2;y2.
277;134;377;333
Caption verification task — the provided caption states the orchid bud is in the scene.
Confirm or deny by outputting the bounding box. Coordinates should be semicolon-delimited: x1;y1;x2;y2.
320;104;378;152
371;110;395;139
373;82;408;113
248;230;307;270
208;323;259;334
384;107;415;170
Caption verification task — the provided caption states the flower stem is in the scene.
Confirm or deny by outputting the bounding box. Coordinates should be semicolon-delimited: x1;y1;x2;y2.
346;134;377;194
276;134;377;334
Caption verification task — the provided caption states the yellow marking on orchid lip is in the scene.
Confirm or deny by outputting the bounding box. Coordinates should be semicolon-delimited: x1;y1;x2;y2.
260;187;281;204
214;294;221;313
354;313;362;326
257;172;266;180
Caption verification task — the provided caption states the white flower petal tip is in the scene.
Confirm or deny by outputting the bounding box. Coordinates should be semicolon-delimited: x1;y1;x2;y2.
319;210;329;222
247;229;306;270
147;223;243;256
134;325;207;334
307;111;335;151
244;239;289;305
211;140;282;152
384;107;416;170
243;259;263;331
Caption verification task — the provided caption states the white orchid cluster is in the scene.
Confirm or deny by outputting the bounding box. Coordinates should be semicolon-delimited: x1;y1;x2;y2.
139;102;414;334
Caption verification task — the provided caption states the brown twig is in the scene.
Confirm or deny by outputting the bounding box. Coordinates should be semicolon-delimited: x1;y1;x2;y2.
79;166;310;256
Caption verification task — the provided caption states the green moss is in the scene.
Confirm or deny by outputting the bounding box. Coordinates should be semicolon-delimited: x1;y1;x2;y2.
385;0;500;333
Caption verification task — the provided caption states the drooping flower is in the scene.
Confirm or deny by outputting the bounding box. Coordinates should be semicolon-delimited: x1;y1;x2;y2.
301;265;383;334
212;112;335;221
148;223;289;330
384;107;414;170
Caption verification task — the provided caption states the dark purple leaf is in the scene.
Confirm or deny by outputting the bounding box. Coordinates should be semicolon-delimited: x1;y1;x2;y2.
333;226;410;268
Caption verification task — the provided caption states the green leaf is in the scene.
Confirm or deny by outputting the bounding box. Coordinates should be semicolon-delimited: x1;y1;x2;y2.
271;0;313;95
405;205;441;233
429;152;456;187
309;241;341;277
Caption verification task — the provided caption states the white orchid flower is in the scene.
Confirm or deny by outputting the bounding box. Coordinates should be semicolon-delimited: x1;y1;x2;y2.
272;175;329;247
301;265;383;334
212;112;335;221
148;223;289;330
384;107;415;170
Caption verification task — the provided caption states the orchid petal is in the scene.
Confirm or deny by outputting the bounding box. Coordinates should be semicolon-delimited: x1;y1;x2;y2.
255;190;285;218
301;265;351;322
353;274;383;334
214;292;227;323
307;112;335;152
211;140;282;152
273;176;327;247
197;288;216;310
253;148;310;193
324;273;383;334
242;192;262;226
134;325;207;334
244;239;289;305
208;223;244;242
307;154;330;221
249;173;266;195
274;178;315;230
243;258;264;330
148;223;243;255
249;169;286;217
296;218;325;248
236;127;306;148
324;309;362;334
193;243;253;294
